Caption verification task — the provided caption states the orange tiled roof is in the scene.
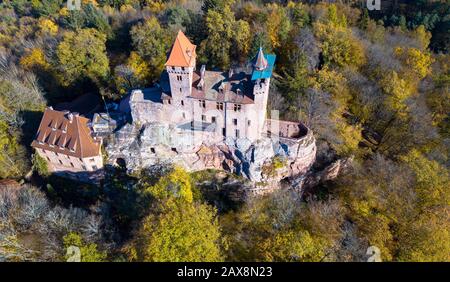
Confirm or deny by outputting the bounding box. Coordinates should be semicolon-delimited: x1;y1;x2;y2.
165;30;196;67
31;108;101;158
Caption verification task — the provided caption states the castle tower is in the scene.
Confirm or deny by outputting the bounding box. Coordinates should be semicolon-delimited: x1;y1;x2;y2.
165;30;196;106
251;47;276;138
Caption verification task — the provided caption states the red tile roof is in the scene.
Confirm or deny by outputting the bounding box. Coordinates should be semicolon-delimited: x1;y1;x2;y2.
165;30;196;67
31;108;101;158
191;70;255;104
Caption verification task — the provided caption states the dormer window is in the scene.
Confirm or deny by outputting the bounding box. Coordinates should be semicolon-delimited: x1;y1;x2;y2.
181;67;185;71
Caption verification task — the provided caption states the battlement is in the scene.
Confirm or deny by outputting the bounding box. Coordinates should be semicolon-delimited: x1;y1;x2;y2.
264;119;309;140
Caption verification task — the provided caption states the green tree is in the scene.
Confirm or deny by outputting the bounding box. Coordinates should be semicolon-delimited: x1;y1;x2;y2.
144;166;194;203
32;153;49;177
199;6;234;68
130;17;171;82
0;120;28;179
56;28;109;86
129;201;224;262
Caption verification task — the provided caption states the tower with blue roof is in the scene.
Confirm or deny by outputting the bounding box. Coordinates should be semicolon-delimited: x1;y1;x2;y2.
252;47;276;137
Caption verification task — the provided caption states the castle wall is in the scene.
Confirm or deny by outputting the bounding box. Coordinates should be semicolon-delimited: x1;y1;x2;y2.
35;148;103;173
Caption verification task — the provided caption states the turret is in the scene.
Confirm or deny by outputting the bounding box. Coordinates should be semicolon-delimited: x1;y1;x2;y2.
251;48;276;139
165;30;196;105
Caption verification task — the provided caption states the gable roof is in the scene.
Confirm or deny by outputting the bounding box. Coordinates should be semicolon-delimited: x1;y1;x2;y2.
31;108;101;158
165;30;196;67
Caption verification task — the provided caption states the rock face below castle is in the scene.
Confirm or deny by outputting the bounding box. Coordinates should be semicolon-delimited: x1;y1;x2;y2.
106;121;316;184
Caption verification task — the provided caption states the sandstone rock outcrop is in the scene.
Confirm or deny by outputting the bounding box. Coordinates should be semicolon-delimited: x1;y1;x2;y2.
106;122;317;187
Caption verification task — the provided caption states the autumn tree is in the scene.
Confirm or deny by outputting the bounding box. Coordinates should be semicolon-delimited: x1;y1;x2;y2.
199;5;250;68
114;51;151;95
130;17;172;82
313;4;365;68
221;190;344;261
129;201;224;262
125;166;224;262
336;152;450;261
56;28;109;87
63;232;107;262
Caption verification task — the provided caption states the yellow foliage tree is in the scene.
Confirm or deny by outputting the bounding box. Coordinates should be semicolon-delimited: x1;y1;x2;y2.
395;47;434;80
127;52;150;83
129;201;224;262
144;166;194;203
38;18;58;35
20;48;50;70
380;71;415;113
314;22;365;68
265;3;291;49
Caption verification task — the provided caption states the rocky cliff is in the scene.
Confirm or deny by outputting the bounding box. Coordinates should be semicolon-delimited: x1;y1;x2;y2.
106;122;316;192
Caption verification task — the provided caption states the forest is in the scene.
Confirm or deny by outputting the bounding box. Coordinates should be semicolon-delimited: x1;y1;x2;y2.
0;0;449;262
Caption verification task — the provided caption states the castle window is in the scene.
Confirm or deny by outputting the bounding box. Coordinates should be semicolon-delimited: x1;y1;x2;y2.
181;100;184;106
181;67;185;71
233;119;237;126
59;160;63;165
168;99;172;104
182;112;186;119
46;157;50;162
234;104;241;112
82;165;87;170
248;120;251;126
216;102;223;110
202;115;206;122
180;88;182;93
171;148;178;153
199;100;206;108
211;116;216;123
172;66;175;70
90;158;95;162
151;148;155;154
70;162;74;167
235;129;240;138
222;128;226;136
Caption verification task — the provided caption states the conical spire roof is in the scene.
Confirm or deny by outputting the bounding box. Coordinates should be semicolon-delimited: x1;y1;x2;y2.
254;47;268;71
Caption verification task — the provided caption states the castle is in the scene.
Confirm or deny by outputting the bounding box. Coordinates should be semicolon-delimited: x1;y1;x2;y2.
125;30;275;144
108;30;316;182
31;30;316;185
